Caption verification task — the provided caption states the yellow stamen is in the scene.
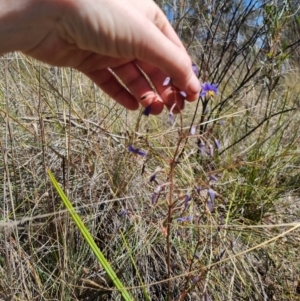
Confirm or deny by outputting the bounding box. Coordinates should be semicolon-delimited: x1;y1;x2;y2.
207;91;215;97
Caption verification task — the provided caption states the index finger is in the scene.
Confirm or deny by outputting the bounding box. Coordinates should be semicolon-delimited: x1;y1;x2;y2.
134;19;200;100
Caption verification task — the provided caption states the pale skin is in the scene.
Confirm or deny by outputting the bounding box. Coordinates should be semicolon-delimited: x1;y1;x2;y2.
0;0;200;114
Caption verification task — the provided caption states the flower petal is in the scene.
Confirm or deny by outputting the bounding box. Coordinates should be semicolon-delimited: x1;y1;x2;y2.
163;77;171;86
190;125;196;135
192;63;199;76
150;173;156;182
168;113;174;125
208;188;215;202
184;195;191;208
128;145;147;156
214;139;221;149
180;91;187;98
143;105;151;116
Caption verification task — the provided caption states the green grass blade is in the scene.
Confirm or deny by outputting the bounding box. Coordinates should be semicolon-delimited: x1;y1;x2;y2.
120;230;151;301
47;170;134;301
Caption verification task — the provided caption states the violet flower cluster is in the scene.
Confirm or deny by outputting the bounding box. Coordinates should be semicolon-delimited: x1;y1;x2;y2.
128;145;147;156
200;82;218;98
198;139;221;156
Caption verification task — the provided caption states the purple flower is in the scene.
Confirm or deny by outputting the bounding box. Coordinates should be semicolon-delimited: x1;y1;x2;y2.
214;138;221;149
128;145;147;156
207;200;213;212
190;125;196;135
199;140;206;155
163;77;171;86
168;112;174;125
200;82;218;98
143;105;151;116
191;276;199;284
197;186;202;194
192;63;199;76
184;195;191;208
209;174;217;182
208;188;215;202
177;215;193;223
180;91;187;98
120;210;127;217
150;173;156;182
185;215;193;222
152;193;158;204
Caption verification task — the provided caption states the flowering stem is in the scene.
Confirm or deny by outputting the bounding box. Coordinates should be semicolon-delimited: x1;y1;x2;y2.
166;134;184;301
166;94;186;300
177;97;201;160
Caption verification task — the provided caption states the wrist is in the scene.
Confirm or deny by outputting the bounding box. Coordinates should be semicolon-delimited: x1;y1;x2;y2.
0;0;62;54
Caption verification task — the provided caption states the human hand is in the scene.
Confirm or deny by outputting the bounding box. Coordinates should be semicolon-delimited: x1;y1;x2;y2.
1;0;200;114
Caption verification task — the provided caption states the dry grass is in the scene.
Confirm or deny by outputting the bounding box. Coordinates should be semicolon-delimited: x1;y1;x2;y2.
0;50;300;301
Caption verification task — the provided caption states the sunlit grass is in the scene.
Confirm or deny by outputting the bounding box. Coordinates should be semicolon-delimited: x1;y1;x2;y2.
1;46;300;301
